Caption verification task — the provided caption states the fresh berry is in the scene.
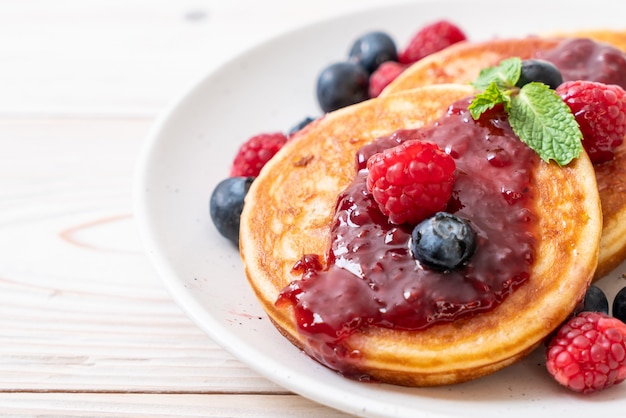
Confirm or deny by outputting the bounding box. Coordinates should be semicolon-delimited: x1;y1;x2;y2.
230;132;287;177
556;80;626;164
288;116;316;136
316;61;369;112
546;311;626;394
411;212;477;271
516;59;563;90
348;31;398;74
366;140;456;225
583;285;609;314
210;176;254;245
398;20;466;65
614;286;626;323
368;61;407;98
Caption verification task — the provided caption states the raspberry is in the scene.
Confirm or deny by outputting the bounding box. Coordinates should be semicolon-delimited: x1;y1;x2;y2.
555;80;626;164
398;20;467;65
366;140;455;225
368;61;407;98
230;132;287;177
546;311;626;394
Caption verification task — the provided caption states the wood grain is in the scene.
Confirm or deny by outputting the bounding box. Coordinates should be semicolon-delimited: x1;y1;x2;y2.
0;394;352;417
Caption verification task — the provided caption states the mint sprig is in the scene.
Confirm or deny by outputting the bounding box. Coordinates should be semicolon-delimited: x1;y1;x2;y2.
468;58;583;166
469;81;511;118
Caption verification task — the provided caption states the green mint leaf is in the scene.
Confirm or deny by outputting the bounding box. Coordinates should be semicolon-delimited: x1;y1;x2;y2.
508;82;583;166
468;81;512;119
471;57;522;91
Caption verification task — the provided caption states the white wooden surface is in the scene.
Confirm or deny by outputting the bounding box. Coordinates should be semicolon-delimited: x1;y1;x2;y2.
0;1;411;416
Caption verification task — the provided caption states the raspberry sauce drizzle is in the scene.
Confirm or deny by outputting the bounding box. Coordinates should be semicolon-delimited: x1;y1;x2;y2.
539;38;626;89
276;100;539;378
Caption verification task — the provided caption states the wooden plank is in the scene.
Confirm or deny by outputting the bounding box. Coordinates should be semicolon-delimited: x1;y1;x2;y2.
0;393;354;417
0;118;282;394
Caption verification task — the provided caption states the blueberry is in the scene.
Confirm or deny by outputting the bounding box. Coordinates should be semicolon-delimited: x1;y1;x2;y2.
209;176;254;245
613;286;626;323
516;59;563;90
288;116;316;136
316;62;369;113
582;285;609;314
411;212;477;271
348;31;398;74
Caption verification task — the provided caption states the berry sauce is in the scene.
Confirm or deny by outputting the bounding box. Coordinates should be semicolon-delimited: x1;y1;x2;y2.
276;100;539;379
539;38;626;89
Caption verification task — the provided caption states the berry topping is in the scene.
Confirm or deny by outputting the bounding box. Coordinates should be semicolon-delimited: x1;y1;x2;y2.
316;61;370;112
366;140;456;225
348;31;398;74
398;20;466;65
368;61;407;98
556;80;626;164
515;59;563;90
583;285;609;314
546;311;626;394
210;176;254;245
230;132;287;177
614;287;626;323
411;212;477;271
540;38;626;89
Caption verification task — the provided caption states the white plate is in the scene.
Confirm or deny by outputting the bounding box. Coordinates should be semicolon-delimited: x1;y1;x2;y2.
134;0;626;416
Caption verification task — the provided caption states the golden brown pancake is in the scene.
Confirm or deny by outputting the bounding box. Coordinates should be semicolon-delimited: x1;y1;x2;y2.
384;37;562;94
383;30;626;279
239;84;602;386
382;31;626;95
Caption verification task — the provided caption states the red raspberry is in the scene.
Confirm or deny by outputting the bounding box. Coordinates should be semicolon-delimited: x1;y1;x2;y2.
546;311;626;394
368;61;407;98
366;140;455;225
555;80;626;164
398;20;467;65
230;132;287;177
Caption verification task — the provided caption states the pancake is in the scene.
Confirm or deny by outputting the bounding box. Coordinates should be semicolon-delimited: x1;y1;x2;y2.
384;37;562;93
239;84;602;386
382;30;626;95
383;30;626;279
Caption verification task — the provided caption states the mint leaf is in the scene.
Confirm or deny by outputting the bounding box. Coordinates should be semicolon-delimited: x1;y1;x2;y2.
508;82;583;166
469;58;521;120
468;81;512;119
469;57;584;166
472;57;521;91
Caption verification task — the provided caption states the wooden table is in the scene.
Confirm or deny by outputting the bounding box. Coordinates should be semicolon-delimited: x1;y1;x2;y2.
0;1;407;415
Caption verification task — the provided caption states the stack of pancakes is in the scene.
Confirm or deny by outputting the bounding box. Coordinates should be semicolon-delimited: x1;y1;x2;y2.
239;29;626;386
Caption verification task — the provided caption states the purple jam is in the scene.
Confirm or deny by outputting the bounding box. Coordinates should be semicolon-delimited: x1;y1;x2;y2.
276;100;539;378
538;38;626;88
